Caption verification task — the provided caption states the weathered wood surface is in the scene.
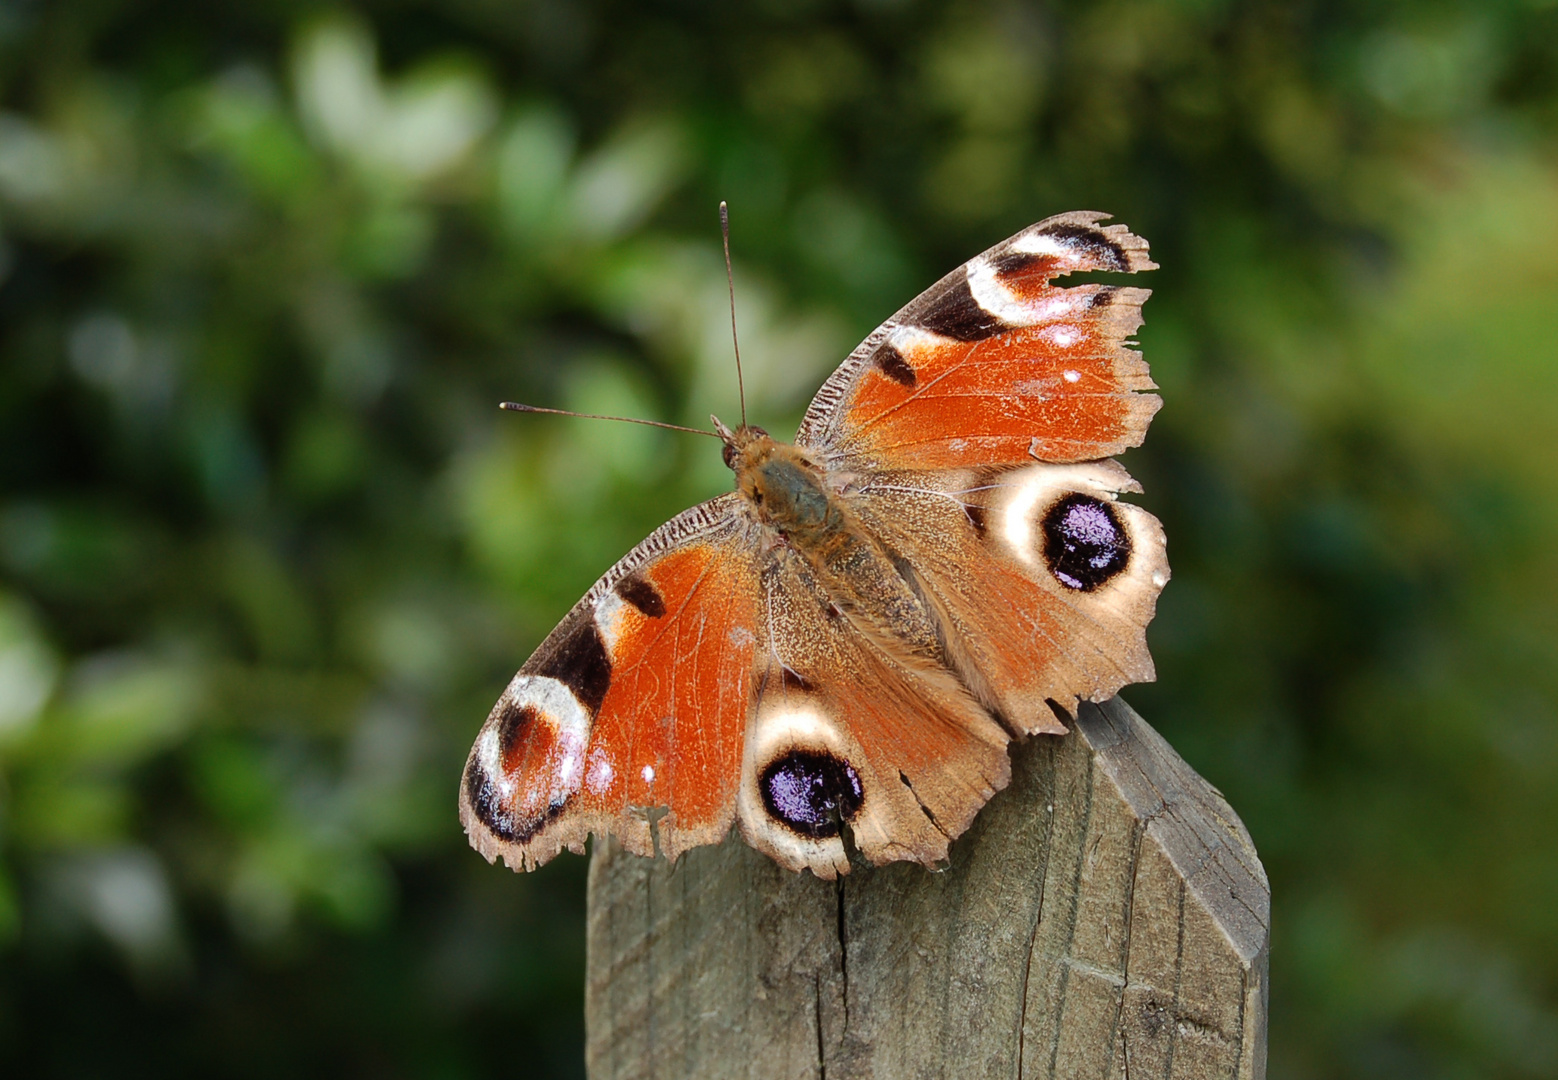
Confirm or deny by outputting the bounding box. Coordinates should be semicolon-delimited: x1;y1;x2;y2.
586;696;1269;1079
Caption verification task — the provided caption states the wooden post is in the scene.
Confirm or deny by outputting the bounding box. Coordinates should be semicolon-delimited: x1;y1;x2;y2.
585;696;1269;1079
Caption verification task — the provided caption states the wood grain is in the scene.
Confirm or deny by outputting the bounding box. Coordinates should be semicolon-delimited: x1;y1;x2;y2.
586;696;1269;1079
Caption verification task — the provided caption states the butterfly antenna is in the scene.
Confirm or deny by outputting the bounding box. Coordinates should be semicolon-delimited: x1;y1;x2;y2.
499;402;720;438
719;201;748;429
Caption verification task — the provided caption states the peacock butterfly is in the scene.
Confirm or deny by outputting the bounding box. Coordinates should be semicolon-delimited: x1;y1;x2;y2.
460;211;1168;878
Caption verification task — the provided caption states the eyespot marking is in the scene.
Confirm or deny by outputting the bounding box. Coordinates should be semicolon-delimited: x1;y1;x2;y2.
466;755;537;841
466;756;569;842
614;573;666;618
873;343;917;386
497;702;541;773
465;674;591;844
1042;493;1131;590
760;750;864;838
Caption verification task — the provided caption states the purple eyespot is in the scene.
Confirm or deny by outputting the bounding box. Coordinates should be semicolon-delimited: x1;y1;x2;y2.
1041;494;1130;590
760;750;864;838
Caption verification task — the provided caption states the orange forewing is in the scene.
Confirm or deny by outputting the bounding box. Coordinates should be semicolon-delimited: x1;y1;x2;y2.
836;285;1158;470
573;543;759;858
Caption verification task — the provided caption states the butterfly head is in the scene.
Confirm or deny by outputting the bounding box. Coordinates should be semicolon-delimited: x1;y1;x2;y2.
711;416;843;545
712;414;774;472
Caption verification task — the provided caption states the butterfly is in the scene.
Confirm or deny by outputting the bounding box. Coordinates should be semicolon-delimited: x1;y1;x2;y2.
460;211;1167;879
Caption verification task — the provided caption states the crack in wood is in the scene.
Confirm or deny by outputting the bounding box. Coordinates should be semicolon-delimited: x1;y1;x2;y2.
1107;818;1145;1076
835;877;850;1034
814;972;828;1080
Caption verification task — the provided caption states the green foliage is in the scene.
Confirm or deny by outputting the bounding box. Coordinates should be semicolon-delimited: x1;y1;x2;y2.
1;1;1556;1075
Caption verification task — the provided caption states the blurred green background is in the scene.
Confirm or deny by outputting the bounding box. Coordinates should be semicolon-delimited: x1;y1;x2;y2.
1;0;1555;1076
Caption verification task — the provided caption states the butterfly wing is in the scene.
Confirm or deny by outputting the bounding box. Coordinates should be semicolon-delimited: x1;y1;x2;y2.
848;462;1168;738
735;546;1011;878
791;210;1166;729
796;211;1158;470
460;495;763;870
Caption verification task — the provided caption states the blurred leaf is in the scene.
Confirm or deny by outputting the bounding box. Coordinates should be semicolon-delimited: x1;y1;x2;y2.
0;594;57;745
566;118;688;242
57;655;203;768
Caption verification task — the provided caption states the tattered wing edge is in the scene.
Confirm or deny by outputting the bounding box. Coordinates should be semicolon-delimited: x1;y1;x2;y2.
794;210;1157;457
